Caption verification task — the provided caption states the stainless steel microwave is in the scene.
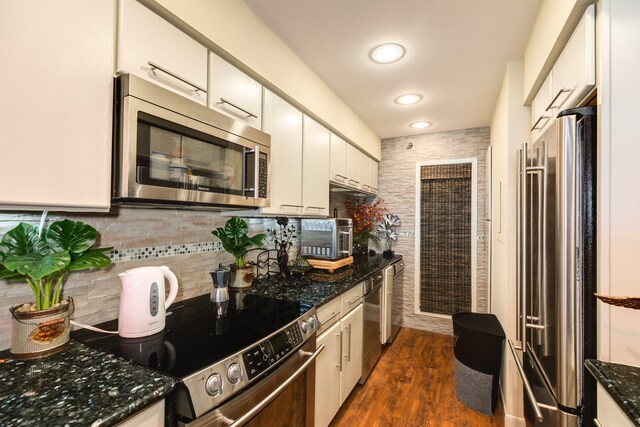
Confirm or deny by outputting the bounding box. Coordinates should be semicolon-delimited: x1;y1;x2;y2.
112;74;270;209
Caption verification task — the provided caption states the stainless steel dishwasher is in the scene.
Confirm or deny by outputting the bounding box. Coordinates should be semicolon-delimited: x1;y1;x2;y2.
358;271;383;384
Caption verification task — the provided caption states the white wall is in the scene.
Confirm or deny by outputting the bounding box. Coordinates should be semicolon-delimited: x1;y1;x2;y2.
490;59;530;426
147;0;381;160
596;0;640;365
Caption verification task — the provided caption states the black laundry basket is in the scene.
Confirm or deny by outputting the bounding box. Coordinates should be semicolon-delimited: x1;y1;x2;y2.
452;312;505;415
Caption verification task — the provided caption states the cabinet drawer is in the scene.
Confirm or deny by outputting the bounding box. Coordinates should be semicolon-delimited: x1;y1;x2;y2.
341;283;364;315
317;296;341;335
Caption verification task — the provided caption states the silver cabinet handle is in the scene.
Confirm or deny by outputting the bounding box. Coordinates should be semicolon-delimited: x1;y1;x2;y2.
345;324;352;362
337;331;343;371
348;295;362;305
530;115;550;131
593;419;603;427
148;61;207;93
348;179;360;185
545;88;572;111
334;174;347;181
322;311;340;324
218;97;258;119
508;339;544;423
306;206;325;211
281;204;303;209
227;344;325;427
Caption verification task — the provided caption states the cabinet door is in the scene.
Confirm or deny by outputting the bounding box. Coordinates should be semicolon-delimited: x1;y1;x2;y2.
261;90;303;215
314;322;342;427
0;0;115;211
117;0;207;104
531;74;553;142
340;303;363;405
118;400;164;427
596;384;634;427
549;5;595;111
369;159;379;195
345;144;361;189
302;116;330;216
209;52;262;129
330;134;347;185
359;152;371;192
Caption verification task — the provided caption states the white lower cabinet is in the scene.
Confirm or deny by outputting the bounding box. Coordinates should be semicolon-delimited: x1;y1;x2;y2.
117;399;164;427
314;322;342;427
339;304;363;405
314;301;363;427
595;383;634;427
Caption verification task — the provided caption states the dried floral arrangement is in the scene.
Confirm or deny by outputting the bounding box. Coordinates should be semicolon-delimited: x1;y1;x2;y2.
345;196;386;249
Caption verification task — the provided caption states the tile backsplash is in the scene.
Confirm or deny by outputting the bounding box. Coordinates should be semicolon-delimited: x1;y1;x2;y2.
0;208;301;350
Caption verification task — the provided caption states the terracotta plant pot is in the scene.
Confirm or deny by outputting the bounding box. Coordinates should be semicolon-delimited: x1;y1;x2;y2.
9;297;74;359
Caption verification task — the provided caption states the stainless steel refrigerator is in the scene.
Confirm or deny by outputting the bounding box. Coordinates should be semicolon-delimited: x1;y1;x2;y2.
511;106;597;426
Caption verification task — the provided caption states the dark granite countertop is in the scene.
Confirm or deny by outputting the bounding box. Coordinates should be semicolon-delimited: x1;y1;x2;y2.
586;359;640;426
250;254;402;307
0;341;177;427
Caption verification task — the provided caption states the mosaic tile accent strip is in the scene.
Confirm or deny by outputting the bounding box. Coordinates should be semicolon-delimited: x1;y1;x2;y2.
107;235;300;263
108;241;223;263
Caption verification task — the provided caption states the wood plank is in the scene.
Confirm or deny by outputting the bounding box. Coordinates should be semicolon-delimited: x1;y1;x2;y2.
329;327;505;427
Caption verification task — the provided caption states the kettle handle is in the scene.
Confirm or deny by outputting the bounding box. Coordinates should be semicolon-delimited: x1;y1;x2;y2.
160;266;179;309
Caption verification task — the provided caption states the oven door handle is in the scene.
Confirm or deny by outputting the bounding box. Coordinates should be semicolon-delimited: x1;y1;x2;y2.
225;344;325;427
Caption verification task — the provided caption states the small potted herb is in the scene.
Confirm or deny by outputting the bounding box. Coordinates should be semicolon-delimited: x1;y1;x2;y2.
212;217;265;288
0;219;112;359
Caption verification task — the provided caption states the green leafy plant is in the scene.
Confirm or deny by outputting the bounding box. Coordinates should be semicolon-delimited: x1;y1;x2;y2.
0;220;113;311
212;217;266;267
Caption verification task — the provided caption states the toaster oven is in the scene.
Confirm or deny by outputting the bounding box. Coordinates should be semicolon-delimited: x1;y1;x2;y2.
300;218;353;260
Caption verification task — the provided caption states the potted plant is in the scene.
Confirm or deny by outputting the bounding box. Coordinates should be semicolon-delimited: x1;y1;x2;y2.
212;217;265;288
378;214;401;258
346;196;386;255
0;219;112;359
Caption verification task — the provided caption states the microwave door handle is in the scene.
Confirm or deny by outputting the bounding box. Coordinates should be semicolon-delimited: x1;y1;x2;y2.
225;344;325;427
254;145;259;200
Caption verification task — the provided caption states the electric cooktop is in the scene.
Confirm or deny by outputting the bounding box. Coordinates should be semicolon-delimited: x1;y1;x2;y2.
72;292;309;378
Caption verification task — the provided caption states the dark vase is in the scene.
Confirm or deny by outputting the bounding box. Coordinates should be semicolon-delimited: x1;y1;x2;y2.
277;248;289;277
352;240;369;255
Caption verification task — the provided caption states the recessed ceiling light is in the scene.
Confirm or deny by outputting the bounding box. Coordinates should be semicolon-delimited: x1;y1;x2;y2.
410;121;431;129
395;93;423;105
370;43;405;64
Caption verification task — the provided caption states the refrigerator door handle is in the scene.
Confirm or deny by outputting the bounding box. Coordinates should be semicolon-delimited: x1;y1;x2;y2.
516;144;528;347
508;339;544;423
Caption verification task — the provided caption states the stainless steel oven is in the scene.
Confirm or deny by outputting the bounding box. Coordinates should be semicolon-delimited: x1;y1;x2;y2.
72;294;321;427
112;73;270;209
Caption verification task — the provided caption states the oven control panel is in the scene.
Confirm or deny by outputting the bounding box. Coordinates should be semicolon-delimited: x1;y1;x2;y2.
179;309;319;419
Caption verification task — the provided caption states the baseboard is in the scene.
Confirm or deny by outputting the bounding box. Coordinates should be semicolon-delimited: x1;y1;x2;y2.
499;383;525;427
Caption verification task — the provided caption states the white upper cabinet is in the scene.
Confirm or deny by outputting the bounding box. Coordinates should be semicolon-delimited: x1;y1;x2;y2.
302;116;330;216
261;89;303;215
208;52;262;129
330;134;348;185
0;0;115;211
531;74;553;140
117;0;207;104
369;158;379;195
345;144;361;190
550;5;595;111
531;5;595;142
359;152;371;192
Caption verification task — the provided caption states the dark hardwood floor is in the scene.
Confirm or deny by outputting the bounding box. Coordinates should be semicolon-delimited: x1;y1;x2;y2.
329;327;505;427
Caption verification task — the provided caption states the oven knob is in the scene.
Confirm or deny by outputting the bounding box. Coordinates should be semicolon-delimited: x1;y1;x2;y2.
308;315;319;330
205;373;223;396
300;320;310;334
227;363;242;384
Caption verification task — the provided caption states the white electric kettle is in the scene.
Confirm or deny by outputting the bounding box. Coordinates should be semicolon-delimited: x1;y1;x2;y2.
118;266;178;338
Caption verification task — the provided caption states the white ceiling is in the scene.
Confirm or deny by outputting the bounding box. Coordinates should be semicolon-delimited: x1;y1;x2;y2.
245;0;541;139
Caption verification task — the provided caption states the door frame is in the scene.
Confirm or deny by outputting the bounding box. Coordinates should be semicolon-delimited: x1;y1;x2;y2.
413;158;478;318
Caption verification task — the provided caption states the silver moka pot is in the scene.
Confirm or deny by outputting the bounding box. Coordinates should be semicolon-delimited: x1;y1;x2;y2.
210;263;231;309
